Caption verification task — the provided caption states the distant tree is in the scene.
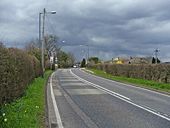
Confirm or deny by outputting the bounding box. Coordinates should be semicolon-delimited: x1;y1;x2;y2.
88;57;100;64
57;51;75;68
57;51;67;68
81;58;86;67
25;41;41;62
25;34;60;70
152;57;161;64
44;34;60;60
67;52;75;67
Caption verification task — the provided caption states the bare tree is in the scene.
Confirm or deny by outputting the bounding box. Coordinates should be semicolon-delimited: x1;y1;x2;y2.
25;40;41;62
44;34;60;59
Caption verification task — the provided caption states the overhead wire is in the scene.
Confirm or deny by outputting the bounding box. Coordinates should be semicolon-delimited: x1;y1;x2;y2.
45;14;60;55
46;14;58;35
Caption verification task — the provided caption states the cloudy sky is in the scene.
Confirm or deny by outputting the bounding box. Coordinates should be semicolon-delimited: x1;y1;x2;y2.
1;0;170;61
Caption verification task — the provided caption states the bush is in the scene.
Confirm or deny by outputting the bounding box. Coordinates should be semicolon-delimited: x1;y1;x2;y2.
81;58;86;67
89;64;170;83
52;63;55;70
0;46;42;105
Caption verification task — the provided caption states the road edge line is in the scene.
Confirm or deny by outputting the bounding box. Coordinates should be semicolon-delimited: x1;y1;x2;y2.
50;72;64;128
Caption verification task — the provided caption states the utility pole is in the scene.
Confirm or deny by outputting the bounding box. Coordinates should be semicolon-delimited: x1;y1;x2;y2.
79;44;90;65
87;44;89;64
41;8;46;77
154;48;160;64
39;13;42;48
39;8;56;77
39;12;43;76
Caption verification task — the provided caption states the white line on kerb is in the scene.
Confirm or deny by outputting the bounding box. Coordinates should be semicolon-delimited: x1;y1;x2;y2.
50;72;64;128
70;69;170;122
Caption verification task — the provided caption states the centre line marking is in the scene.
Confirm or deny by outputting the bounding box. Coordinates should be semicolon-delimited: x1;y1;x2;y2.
70;69;170;121
70;69;131;101
80;68;170;98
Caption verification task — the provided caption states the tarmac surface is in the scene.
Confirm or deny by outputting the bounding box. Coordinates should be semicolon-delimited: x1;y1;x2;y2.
47;68;170;128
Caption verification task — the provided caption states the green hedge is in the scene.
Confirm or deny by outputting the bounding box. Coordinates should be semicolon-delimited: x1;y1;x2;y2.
89;64;170;83
0;46;42;105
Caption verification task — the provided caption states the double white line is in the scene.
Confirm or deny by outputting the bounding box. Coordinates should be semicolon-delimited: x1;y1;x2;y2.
70;69;170;122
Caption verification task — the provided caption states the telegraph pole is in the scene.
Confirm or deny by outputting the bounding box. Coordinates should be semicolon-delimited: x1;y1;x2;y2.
154;48;159;64
87;44;89;64
39;12;43;77
39;8;56;77
42;8;46;77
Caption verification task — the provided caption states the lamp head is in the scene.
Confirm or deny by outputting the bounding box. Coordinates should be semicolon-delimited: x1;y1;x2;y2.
51;11;56;14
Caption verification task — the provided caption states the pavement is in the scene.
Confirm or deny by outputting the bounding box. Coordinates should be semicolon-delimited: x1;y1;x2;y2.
46;68;170;128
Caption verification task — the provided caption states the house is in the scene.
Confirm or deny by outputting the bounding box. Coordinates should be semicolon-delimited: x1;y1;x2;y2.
105;56;153;65
112;57;130;64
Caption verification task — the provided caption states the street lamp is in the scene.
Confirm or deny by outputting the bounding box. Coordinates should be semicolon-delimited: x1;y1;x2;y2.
39;8;56;77
50;11;57;14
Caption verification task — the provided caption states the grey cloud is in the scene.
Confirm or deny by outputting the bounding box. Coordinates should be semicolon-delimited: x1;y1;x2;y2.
0;0;170;61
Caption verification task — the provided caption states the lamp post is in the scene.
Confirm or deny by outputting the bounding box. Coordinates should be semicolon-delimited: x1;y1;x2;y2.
39;12;42;61
39;8;56;77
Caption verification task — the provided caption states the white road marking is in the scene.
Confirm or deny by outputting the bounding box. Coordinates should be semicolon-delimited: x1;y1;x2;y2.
61;83;86;86
50;72;64;128
59;77;76;79
83;69;94;74
70;69;170;121
66;89;106;95
80;69;170;98
70;70;131;101
60;79;80;82
62;90;99;128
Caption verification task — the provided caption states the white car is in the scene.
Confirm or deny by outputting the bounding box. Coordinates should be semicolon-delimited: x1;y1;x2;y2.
73;65;77;68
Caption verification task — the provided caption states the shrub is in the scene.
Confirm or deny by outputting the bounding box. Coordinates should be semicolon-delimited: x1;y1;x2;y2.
89;64;170;83
52;63;55;70
0;47;42;105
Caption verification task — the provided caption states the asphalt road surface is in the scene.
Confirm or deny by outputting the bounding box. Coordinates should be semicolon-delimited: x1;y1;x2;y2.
50;68;170;128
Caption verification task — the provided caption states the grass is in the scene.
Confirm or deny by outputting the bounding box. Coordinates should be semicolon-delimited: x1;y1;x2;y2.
0;70;53;128
87;68;170;93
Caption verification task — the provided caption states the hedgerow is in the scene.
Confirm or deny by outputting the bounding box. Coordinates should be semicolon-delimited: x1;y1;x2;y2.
0;45;42;105
89;63;170;83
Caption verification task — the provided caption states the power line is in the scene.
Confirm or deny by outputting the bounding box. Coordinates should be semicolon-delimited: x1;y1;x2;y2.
46;15;57;35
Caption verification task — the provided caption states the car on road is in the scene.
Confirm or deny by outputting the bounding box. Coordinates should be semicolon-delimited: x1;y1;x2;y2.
73;65;77;68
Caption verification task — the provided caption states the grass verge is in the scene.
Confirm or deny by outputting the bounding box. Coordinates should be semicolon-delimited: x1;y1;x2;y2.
0;70;53;128
86;68;170;93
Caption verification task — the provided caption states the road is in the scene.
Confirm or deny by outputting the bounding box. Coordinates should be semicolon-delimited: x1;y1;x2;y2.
48;68;170;128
